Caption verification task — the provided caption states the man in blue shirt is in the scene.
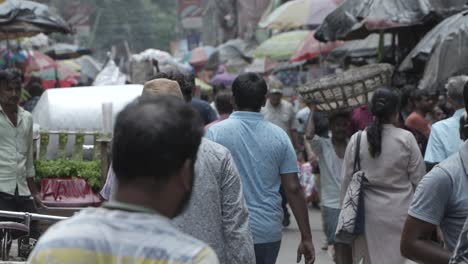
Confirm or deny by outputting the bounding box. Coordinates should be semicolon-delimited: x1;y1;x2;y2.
206;73;315;264
425;76;467;169
401;80;468;264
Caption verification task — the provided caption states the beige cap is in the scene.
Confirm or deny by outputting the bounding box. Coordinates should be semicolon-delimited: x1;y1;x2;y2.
142;79;184;99
268;78;284;94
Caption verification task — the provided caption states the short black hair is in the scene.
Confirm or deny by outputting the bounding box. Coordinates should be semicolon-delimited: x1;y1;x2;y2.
329;111;351;125
5;68;23;83
232;73;267;111
29;83;44;97
215;90;233;114
410;89;430;103
0;70;8;83
112;95;203;185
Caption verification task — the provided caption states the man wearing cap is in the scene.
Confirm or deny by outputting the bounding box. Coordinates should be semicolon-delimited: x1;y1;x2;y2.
261;79;297;140
261;78;299;227
101;76;255;264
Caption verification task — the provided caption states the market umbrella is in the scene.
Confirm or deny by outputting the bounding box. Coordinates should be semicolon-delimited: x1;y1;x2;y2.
23;50;79;88
183;46;216;67
254;30;310;61
290;31;344;62
314;0;467;41
0;0;71;40
259;0;339;30
0;47;27;68
399;11;468;91
210;72;237;87
43;43;92;60
43;61;80;88
245;58;279;74
24;50;56;72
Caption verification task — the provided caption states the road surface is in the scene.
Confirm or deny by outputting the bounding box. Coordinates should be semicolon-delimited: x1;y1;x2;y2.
277;208;334;264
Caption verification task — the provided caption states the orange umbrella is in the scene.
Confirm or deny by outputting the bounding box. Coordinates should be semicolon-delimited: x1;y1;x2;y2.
290;31;344;62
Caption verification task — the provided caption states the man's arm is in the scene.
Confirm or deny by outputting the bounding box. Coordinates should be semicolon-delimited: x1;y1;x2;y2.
407;133;427;187
401;216;451;264
401;165;452;263
288;107;301;153
281;173;315;264
26;119;45;208
303;108;324;169
304;106;316;140
27;178;44;209
424;128;445;172
220;152;255;264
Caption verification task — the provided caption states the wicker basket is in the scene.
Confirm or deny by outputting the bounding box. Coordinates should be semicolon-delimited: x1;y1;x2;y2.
298;64;394;112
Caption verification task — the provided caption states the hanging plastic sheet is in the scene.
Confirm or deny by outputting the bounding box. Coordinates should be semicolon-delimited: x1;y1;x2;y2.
315;0;467;41
399;11;468;91
92;60;126;86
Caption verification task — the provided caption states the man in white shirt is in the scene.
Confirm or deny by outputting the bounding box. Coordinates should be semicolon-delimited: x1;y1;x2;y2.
425;76;468;168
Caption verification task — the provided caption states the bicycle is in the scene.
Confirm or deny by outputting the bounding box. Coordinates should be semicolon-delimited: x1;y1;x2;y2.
0;210;67;261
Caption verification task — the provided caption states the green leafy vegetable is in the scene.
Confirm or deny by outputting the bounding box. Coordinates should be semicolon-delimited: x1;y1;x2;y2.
35;159;102;191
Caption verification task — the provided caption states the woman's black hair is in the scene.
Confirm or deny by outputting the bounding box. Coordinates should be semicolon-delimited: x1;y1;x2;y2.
367;87;401;158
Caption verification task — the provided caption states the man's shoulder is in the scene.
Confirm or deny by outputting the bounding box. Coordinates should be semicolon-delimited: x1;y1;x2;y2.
192;98;212;109
406;112;423;122
265;121;290;136
19;107;33;120
35;208;212;257
199;139;231;160
425;153;463;183
431;117;456;131
207;117;238;132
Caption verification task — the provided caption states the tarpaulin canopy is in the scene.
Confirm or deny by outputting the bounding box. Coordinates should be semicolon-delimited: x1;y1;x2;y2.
314;0;468;41
399;11;468;91
0;0;71;40
328;33;392;63
43;43;92;60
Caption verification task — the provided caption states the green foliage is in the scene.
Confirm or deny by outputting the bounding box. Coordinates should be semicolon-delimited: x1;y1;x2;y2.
35;159;102;191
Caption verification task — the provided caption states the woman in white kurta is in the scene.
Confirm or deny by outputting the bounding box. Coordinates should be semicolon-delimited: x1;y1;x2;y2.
341;88;426;264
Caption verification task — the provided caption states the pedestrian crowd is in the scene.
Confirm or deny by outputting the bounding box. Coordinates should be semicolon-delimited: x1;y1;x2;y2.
2;64;468;264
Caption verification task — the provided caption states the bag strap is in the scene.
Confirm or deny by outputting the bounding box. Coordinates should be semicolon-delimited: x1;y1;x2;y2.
354;131;362;172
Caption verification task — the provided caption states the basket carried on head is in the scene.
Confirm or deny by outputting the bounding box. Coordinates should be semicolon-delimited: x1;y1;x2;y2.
298;64;394;112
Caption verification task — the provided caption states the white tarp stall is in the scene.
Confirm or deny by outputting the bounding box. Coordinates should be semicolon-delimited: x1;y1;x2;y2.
33;85;143;131
32;85;143;159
